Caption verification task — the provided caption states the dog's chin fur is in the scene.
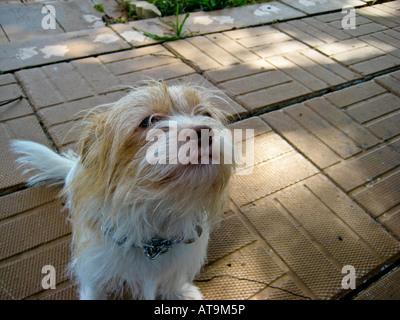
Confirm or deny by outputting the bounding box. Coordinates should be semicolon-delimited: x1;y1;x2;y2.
12;81;235;300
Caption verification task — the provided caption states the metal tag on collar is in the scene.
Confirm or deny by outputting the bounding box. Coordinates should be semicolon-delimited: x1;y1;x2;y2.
143;239;176;260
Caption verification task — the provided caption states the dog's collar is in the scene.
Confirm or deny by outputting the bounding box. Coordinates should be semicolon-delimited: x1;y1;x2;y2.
102;225;203;260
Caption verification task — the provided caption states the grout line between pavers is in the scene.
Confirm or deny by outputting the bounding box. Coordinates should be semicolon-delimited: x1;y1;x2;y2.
13;76;61;154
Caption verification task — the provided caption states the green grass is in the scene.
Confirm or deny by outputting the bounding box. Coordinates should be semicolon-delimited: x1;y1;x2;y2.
148;0;270;16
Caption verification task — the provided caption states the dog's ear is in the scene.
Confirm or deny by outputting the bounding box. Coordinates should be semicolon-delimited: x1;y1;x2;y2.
78;111;110;165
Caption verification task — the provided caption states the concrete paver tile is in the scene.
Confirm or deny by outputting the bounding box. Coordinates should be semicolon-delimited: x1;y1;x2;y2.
204;33;260;62
0;238;71;300
41;62;94;101
380;208;400;240
342;22;387;37
366;111;400;140
38;96;104;127
71;57;122;94
219;69;292;96
358;6;400;28
106;50;178;75
306;174;400;260
266;55;327;91
0;99;33;122
206;214;257;264
277;182;380;275
230;151;318;207
204;60;275;83
345;93;400;124
251;276;310;300
350;55;400;75
227;116;272;137
16;68;64;108
118;62;196;87
0;201;69;260
0;74;16;86
197;244;284;300
285;103;362;159
375;72;400;96
325;81;386;108
164;39;221;71
48;0;105;32
316;38;368;56
40;283;78;300
330;45;385;65
0;183;61;220
0;27;130;72
187;36;241;66
0;83;23;104
353;169;400;217
280;0;365;14
261;110;341;169
234;29;293;48
43;91;126;148
355;266;400;300
241;195;342;299
325;144;400;192
237;81;310;111
251;40;308;59
0;2;62;41
305;98;379;149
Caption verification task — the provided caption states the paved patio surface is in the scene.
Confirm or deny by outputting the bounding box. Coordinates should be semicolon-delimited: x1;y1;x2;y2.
1;0;400;300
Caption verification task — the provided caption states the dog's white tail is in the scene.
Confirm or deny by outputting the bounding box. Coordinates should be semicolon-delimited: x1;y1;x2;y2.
11;140;76;186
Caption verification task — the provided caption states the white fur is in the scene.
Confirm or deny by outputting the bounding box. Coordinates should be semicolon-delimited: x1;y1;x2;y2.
10;140;76;186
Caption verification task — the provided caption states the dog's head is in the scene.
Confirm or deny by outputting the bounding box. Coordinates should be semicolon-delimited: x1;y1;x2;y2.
71;81;235;222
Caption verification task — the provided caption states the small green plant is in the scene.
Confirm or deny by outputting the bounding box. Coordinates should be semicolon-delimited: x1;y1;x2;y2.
93;3;104;13
137;4;192;41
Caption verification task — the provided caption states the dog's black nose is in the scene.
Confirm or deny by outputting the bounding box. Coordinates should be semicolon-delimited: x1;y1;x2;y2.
193;125;212;145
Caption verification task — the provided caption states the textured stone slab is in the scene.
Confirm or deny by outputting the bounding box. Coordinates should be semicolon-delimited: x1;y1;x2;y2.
0;2;62;41
355;267;400;300
240;173;400;298
305;98;379;149
0;238;71;300
281;0;365;15
325;81;386;108
197;243;284;300
0;201;69;260
230;151;318;206
285;103;362;159
353;170;400;217
47;0;106;32
261;110;342;169
0;27;130;72
325;145;400;192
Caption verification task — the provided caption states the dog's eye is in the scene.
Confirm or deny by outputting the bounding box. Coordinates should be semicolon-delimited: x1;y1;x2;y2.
202;112;213;118
139;116;157;128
